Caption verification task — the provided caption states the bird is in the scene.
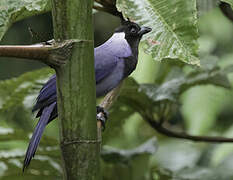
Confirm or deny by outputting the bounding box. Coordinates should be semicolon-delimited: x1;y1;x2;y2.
23;21;151;170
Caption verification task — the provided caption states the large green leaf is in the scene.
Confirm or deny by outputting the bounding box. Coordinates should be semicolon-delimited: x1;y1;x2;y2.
102;137;157;180
102;137;157;164
0;124;62;179
0;68;53;111
0;68;53;129
0;123;157;179
211;125;233;166
150;140;233;180
121;65;231;110
102;103;135;144
117;0;200;65
0;0;50;40
152;140;201;172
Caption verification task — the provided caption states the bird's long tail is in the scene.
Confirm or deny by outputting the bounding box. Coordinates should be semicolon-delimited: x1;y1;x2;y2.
23;102;56;171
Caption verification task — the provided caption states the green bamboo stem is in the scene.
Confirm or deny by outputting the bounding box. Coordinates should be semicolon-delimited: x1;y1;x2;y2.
51;0;100;179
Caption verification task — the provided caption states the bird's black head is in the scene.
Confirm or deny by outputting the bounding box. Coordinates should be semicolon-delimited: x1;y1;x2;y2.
115;21;152;38
114;21;151;53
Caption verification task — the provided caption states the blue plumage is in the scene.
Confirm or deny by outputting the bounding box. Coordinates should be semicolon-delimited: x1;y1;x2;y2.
32;75;56;113
23;102;56;171
23;21;151;170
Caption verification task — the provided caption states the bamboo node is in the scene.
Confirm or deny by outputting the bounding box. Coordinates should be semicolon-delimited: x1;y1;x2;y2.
61;139;101;146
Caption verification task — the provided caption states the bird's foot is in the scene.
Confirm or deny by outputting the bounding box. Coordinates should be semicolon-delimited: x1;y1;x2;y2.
96;106;108;131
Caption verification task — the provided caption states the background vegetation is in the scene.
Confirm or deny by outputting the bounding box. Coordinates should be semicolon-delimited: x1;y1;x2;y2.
0;0;233;179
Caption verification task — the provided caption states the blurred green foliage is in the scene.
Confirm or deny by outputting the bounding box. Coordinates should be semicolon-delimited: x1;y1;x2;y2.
0;0;233;179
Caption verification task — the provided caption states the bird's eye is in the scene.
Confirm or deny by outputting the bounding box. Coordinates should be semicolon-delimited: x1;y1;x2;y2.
130;28;136;33
130;26;137;34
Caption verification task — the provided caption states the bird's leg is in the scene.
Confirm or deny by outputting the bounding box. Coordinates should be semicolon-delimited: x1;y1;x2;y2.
96;106;108;131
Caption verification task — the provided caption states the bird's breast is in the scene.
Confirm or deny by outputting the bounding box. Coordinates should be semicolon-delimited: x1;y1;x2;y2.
96;60;125;97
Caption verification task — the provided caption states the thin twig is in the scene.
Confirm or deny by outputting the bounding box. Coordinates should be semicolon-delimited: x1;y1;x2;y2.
219;2;233;22
93;5;112;14
99;82;123;110
97;82;123;142
95;0;109;7
95;0;115;7
93;0;123;19
143;115;233;143
102;0;115;6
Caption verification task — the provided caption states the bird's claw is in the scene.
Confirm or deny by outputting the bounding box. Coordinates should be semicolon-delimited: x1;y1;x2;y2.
96;106;108;131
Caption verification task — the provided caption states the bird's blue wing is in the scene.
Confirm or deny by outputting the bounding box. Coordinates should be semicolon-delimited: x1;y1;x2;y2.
94;50;118;83
32;74;57;112
23;102;56;171
24;33;133;170
33;52;118;114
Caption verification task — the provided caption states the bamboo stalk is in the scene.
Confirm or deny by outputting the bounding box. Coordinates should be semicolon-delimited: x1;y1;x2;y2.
51;0;100;179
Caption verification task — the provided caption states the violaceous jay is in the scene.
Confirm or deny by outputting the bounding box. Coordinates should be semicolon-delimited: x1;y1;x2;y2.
23;21;151;170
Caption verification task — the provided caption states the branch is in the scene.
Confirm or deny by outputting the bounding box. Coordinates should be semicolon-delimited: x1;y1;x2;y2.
97;82;123;140
0;40;77;68
99;82;123;110
94;0;123;19
95;0;113;7
93;5;113;14
143;115;233;143
219;2;233;22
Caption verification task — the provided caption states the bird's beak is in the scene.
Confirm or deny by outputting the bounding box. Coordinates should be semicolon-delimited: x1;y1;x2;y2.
138;26;152;36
